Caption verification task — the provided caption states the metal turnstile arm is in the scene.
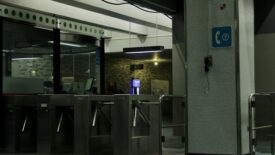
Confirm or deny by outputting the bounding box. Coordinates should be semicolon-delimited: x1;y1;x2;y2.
22;114;29;133
133;107;138;127
92;109;98;127
57;113;63;133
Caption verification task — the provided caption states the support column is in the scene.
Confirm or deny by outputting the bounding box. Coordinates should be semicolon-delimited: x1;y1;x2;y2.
0;17;4;149
100;38;105;95
172;0;254;154
53;28;61;94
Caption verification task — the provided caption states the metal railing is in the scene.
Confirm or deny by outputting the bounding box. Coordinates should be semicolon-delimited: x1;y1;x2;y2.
159;95;186;154
249;93;273;155
159;95;186;130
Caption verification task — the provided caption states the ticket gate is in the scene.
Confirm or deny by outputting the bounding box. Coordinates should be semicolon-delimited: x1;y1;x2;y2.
112;95;161;155
36;95;51;154
3;94;163;155
75;95;114;155
50;95;75;154
249;93;275;155
160;95;186;154
4;95;37;153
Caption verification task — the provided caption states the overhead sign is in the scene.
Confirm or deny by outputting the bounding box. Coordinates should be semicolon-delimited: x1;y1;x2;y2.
212;26;232;48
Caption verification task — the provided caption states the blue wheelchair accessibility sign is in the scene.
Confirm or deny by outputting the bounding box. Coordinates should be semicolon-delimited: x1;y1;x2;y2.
212;26;232;48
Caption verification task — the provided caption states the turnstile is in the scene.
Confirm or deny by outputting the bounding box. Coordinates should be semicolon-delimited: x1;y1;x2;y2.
160;95;185;154
75;95;114;155
112;95;161;155
50;95;75;154
249;93;275;155
4;95;37;153
3;94;165;155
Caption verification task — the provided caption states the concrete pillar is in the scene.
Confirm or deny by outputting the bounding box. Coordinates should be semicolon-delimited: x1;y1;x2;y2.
172;0;254;154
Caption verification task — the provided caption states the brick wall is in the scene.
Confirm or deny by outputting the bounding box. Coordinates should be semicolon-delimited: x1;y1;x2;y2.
105;53;172;94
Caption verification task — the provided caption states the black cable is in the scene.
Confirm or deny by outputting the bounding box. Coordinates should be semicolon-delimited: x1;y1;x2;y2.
102;0;172;19
128;2;159;13
165;14;172;19
102;0;128;5
102;0;158;13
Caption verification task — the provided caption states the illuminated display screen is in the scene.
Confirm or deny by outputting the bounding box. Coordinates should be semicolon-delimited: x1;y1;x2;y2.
132;79;140;88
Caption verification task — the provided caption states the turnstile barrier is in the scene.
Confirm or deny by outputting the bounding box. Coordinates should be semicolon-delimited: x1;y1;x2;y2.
4;95;37;153
160;95;186;155
112;95;161;155
3;94;166;155
75;95;114;155
50;95;75;154
249;93;275;155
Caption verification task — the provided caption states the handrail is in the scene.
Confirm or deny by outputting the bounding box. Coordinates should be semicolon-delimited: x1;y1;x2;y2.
159;95;186;103
253;125;273;130
248;93;271;106
138;101;159;105
102;101;115;105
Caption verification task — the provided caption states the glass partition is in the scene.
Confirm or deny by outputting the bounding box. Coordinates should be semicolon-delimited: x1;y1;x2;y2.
3;19;53;94
60;32;97;94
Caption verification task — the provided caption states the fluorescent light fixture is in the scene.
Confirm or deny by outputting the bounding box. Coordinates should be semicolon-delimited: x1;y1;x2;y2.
12;57;40;61
48;41;87;48
3;49;14;53
34;26;52;31
123;46;164;54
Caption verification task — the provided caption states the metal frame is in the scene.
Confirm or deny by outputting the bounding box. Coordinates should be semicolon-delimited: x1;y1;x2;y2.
235;1;242;154
0;4;104;39
99;39;105;95
53;28;61;94
36;95;52;154
248;93;274;155
0;16;4;150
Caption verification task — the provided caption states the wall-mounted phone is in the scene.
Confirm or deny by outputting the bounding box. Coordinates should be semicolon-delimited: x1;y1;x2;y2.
204;56;213;72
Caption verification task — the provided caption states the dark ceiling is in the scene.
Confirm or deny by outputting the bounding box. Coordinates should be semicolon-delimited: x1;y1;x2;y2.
255;0;275;34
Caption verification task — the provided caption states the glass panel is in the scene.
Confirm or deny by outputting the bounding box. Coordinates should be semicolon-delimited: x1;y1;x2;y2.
3;19;53;94
60;32;97;94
